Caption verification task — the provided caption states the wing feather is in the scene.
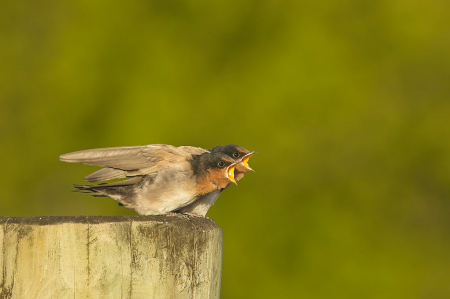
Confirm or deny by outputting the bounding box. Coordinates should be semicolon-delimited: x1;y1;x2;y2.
75;176;144;190
84;168;127;182
60;144;192;170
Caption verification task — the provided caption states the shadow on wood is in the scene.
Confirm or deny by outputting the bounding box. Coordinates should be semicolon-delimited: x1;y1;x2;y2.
0;216;223;299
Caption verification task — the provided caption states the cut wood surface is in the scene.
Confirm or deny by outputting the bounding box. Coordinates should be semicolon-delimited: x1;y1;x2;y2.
0;216;223;299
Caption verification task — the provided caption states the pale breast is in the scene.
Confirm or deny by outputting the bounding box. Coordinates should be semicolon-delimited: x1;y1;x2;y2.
132;162;199;215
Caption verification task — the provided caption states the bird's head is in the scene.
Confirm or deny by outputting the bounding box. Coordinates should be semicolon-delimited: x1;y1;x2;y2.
210;144;256;181
195;152;242;189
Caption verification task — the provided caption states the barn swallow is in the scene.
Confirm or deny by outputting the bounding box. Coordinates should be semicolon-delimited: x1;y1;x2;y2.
177;144;256;216
78;144;255;184
60;145;241;215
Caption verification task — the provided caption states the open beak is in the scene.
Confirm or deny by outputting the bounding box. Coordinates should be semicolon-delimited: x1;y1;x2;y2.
241;151;257;172
226;161;241;185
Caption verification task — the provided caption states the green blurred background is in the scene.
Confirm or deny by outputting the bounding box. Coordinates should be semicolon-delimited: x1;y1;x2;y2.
1;0;450;298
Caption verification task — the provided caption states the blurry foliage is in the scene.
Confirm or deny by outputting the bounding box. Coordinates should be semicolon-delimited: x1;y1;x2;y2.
1;0;450;298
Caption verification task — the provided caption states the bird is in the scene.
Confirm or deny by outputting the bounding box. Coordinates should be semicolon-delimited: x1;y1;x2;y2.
62;144;256;216
59;144;249;215
79;144;255;184
177;144;256;216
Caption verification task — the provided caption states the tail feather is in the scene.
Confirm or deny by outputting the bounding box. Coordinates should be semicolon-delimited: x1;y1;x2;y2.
71;177;144;207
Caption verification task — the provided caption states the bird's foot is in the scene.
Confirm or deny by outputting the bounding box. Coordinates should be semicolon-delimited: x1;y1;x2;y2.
182;212;210;219
166;212;189;219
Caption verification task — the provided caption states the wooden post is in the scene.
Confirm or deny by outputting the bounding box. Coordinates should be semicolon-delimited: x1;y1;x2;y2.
0;216;223;299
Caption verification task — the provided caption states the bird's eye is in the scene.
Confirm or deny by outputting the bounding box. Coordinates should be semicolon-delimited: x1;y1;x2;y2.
218;161;225;167
233;152;239;158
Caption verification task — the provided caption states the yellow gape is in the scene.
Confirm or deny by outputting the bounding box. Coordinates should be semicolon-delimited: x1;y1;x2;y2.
242;151;256;171
227;164;237;184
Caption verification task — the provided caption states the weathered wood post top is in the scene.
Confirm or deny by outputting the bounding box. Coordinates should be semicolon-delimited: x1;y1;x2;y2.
0;216;223;299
